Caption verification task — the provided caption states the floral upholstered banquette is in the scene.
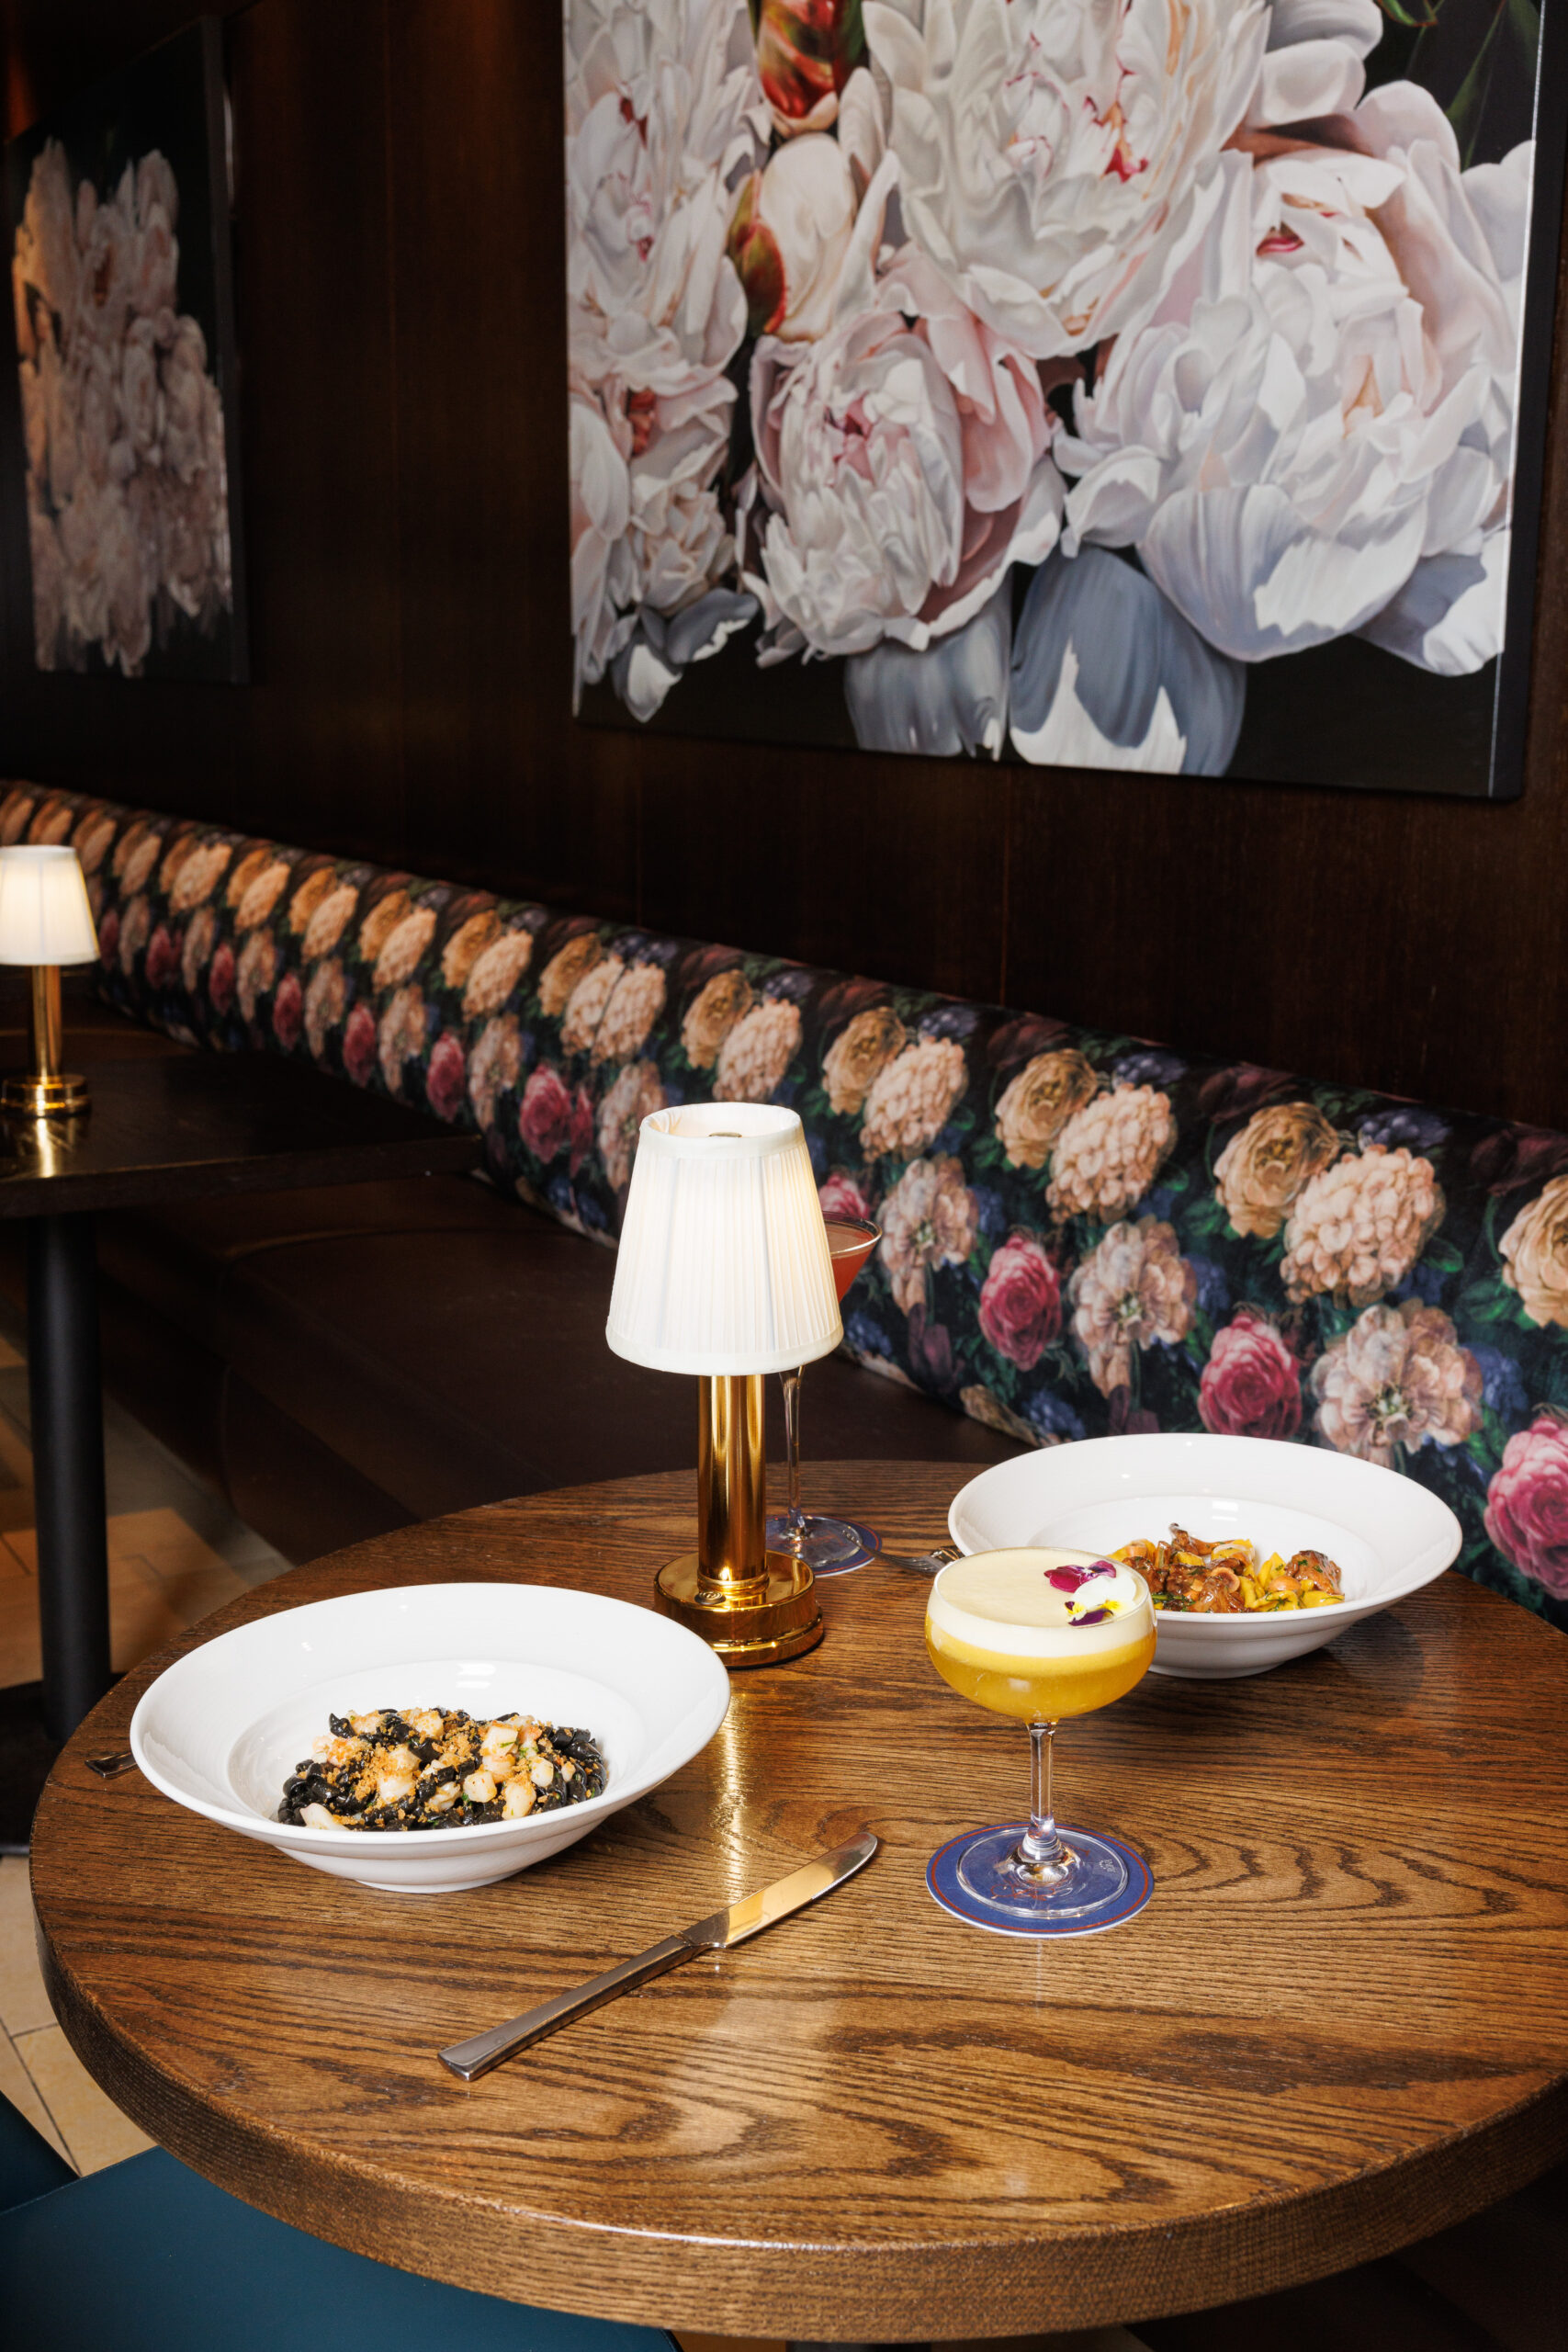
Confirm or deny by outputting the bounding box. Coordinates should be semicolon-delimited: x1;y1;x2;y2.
8;780;1568;1635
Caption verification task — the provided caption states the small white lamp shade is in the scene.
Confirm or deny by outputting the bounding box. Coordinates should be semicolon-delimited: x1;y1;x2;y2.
607;1102;842;1377
0;845;98;967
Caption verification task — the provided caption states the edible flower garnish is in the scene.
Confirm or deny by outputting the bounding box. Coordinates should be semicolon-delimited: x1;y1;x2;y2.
1043;1560;1125;1624
1044;1561;1113;1593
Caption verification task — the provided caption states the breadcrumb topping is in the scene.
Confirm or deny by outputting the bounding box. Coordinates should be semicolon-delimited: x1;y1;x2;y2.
276;1707;607;1831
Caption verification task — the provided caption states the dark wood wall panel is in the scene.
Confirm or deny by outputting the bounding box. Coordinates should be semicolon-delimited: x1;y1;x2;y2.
226;0;406;865
636;731;1013;1008
383;1;636;919
1;0;1566;1125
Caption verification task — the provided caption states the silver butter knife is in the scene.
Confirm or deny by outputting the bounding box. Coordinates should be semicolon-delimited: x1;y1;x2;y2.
439;1826;877;2082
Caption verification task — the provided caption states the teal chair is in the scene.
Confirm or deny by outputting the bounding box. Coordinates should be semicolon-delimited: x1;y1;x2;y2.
0;2086;679;2352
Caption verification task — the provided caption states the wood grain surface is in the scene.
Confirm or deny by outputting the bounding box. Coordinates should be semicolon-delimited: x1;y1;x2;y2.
29;1464;1568;2339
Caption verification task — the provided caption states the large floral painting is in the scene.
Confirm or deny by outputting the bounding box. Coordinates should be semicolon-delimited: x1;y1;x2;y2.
5;21;245;682
566;0;1564;795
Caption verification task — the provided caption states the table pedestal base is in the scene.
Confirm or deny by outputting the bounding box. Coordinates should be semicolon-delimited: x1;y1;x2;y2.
28;1209;110;1744
0;1681;58;1855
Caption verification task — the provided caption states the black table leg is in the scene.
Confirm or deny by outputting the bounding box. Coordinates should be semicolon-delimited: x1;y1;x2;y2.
27;1210;110;1744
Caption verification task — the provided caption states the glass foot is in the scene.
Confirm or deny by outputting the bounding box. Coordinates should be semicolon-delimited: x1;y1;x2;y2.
765;1510;868;1574
953;1824;1129;1926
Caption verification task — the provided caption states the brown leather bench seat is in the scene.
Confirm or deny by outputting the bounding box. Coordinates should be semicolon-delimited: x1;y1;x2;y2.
0;973;1018;1562
83;1173;1020;1562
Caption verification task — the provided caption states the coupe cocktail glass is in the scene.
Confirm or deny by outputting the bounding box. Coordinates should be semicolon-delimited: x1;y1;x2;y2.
925;1547;1156;1928
766;1216;880;1576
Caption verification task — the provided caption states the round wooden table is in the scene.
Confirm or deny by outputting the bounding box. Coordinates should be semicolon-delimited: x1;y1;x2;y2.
31;1464;1568;2340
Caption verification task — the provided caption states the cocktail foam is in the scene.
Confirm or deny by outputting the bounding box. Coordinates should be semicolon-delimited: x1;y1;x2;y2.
929;1548;1150;1659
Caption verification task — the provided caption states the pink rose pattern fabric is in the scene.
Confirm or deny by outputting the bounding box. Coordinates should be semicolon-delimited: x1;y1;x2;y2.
978;1232;1061;1370
1197;1309;1303;1442
1484;1419;1568;1600
16;778;1568;1631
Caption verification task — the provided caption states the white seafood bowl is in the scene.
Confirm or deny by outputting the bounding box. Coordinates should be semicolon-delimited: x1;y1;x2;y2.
130;1582;731;1893
949;1435;1462;1679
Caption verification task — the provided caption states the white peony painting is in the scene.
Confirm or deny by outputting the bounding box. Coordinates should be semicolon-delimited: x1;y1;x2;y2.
565;0;1564;797
6;22;244;683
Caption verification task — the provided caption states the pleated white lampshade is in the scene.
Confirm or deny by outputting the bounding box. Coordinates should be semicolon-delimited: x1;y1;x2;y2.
0;845;98;966
606;1103;842;1377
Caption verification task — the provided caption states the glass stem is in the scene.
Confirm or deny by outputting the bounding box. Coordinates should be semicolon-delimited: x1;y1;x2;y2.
1021;1720;1064;1868
780;1367;806;1545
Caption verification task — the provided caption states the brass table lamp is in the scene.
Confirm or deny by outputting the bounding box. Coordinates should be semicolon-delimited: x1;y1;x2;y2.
0;844;99;1116
606;1102;842;1668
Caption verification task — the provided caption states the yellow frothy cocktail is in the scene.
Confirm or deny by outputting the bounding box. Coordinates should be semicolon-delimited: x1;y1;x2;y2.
925;1547;1155;1930
927;1546;1156;1719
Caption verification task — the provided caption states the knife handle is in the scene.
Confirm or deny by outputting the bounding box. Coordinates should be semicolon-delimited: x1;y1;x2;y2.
439;1933;696;2082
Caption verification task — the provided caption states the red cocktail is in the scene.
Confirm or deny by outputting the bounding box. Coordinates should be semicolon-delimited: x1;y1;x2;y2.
825;1216;879;1303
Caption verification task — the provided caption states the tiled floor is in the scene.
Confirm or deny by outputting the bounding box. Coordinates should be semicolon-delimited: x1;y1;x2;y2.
0;1307;290;2174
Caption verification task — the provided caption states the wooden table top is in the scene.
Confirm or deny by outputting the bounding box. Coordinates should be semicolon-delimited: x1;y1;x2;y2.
31;1464;1568;2339
0;1051;479;1216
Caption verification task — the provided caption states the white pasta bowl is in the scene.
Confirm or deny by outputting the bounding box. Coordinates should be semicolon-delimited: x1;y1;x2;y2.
948;1435;1462;1679
130;1582;731;1894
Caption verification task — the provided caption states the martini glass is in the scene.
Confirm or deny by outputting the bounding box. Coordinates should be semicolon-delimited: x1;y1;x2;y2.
925;1548;1156;1929
766;1216;880;1575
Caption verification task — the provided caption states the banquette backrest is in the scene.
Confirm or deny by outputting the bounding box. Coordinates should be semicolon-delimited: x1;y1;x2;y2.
6;779;1567;1634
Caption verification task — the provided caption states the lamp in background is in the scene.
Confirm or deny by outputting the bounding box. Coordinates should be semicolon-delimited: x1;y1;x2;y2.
0;845;100;1116
607;1103;842;1668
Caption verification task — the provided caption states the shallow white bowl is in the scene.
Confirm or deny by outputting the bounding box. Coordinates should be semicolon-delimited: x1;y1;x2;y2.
130;1582;730;1893
949;1435;1461;1679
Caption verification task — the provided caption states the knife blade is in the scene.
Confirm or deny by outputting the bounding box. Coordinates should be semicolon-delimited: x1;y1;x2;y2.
438;1826;877;2082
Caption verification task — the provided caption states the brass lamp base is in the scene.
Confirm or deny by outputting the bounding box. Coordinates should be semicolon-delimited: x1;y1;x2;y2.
5;967;90;1118
1;1070;89;1116
657;1371;824;1669
654;1550;823;1668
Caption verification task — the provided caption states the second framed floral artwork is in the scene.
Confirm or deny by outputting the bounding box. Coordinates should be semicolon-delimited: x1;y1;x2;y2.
566;0;1566;797
6;20;245;683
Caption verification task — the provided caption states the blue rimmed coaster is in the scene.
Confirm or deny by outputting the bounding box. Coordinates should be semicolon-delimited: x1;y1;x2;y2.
927;1824;1153;1938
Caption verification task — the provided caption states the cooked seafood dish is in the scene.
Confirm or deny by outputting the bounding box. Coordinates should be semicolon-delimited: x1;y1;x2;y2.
1112;1528;1345;1614
276;1706;607;1831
